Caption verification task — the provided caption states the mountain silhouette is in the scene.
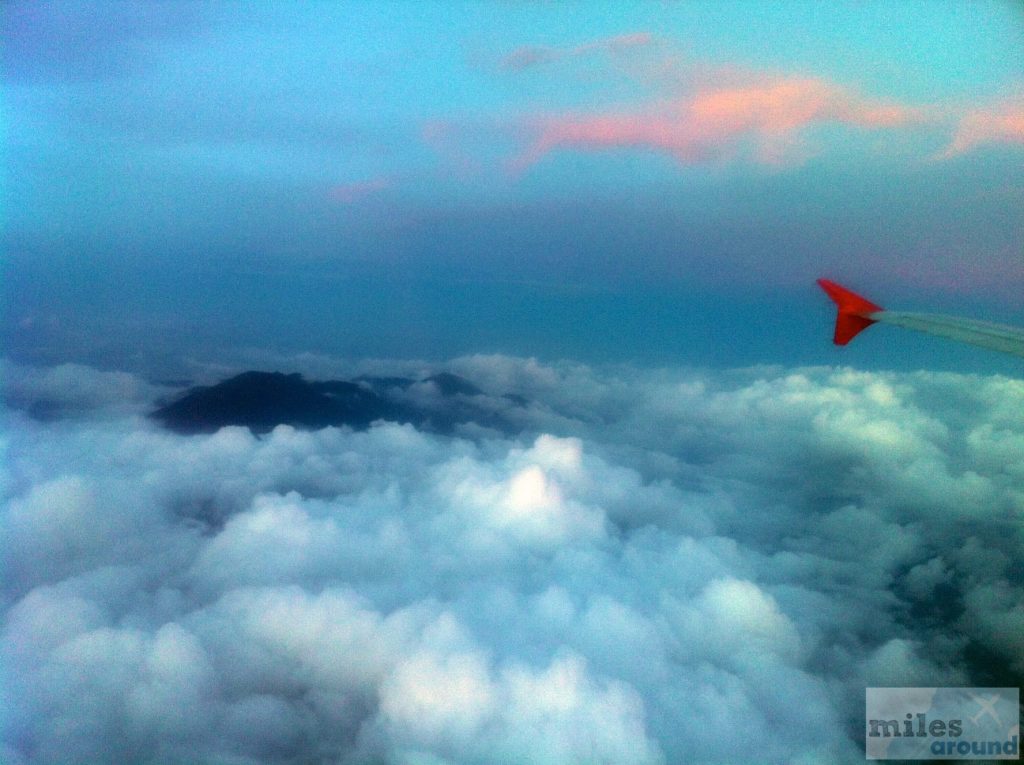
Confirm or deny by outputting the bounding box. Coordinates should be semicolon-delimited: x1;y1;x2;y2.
151;370;519;435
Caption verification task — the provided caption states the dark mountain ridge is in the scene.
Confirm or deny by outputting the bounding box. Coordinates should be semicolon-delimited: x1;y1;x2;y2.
151;370;520;435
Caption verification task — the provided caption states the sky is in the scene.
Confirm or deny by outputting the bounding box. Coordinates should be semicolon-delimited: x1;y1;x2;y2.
2;4;1024;765
2;0;1023;374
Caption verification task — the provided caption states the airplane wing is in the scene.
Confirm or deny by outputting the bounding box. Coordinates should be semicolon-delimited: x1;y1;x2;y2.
817;279;1024;359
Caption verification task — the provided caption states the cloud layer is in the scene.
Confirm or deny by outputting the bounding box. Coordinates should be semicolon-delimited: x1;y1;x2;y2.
2;356;1023;764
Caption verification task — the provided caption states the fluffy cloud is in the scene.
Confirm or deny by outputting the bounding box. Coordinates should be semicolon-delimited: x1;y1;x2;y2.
0;360;163;420
2;356;1022;764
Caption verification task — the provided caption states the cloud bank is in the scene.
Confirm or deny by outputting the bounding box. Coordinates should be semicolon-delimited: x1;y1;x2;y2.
2;356;1023;764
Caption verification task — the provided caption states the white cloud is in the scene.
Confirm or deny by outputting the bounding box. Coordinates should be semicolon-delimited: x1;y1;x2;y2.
1;360;163;419
2;356;1022;764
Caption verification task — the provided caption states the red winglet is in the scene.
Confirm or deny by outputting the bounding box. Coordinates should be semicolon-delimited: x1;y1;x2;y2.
817;279;884;345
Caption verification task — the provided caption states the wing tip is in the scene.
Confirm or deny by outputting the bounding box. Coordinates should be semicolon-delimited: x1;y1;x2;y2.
817;278;883;346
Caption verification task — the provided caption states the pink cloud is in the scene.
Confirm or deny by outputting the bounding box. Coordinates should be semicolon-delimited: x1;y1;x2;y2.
939;99;1024;158
499;32;654;72
329;177;390;204
511;77;924;171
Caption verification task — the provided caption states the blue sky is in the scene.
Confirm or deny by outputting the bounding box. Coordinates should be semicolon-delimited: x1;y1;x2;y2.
3;1;1023;374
